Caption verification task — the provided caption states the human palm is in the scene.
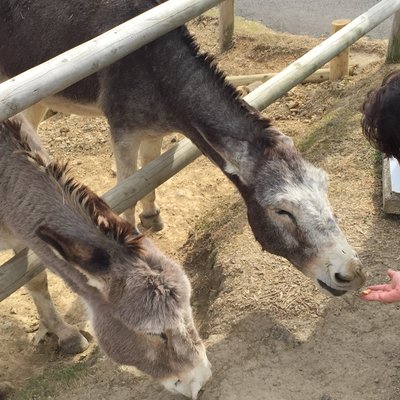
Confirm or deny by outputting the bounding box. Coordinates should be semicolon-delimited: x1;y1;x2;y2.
360;269;400;303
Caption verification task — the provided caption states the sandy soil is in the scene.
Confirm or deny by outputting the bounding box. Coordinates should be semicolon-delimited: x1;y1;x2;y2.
1;12;400;400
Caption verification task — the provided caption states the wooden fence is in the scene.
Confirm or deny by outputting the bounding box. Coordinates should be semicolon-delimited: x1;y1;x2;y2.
387;10;400;63
219;0;234;51
1;0;400;300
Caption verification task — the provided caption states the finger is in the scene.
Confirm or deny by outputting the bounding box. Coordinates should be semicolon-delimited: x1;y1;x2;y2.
388;269;400;285
387;269;397;279
360;290;400;303
367;284;391;291
360;291;387;302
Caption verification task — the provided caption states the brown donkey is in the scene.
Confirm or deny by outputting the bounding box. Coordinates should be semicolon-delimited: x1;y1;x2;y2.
0;117;211;399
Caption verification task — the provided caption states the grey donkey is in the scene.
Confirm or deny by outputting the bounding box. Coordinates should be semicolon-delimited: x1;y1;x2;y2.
0;0;366;297
0;117;211;399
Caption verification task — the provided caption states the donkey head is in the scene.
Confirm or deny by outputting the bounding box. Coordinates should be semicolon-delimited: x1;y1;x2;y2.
37;227;211;399
195;124;365;296
106;237;212;398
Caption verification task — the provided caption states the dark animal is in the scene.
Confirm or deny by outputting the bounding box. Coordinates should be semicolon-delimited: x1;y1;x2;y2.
0;1;365;310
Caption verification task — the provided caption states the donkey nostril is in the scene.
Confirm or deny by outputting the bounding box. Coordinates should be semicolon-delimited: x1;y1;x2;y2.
335;272;352;283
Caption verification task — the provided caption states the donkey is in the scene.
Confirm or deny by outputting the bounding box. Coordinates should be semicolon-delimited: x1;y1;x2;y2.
0;0;366;297
0;117;211;399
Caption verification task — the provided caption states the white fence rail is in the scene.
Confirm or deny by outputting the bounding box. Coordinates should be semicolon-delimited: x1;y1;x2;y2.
219;0;235;51
1;0;400;300
0;0;224;121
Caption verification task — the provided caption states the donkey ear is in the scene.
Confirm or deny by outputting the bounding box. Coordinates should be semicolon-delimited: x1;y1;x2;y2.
196;126;295;183
36;225;110;273
195;127;255;183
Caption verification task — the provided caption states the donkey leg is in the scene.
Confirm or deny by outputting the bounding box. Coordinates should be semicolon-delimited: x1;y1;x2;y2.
20;102;49;131
111;132;142;228
139;136;164;231
24;270;89;354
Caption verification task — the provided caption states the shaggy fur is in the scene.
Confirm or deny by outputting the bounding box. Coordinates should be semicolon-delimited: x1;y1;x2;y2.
0;118;211;398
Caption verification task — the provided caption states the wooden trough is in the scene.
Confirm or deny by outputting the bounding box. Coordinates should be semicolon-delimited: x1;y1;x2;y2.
1;0;400;301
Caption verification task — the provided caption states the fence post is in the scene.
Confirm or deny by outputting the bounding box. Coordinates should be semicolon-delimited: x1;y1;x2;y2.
387;10;400;63
329;19;351;80
219;0;234;52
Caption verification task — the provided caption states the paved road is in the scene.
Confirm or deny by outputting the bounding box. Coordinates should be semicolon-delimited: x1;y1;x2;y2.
234;0;393;39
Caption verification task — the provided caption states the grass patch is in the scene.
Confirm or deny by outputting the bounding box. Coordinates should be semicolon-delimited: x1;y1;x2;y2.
206;9;262;31
193;197;243;233
297;108;355;156
10;363;88;400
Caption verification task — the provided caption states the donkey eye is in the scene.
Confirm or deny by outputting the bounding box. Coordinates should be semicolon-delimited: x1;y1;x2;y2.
160;332;168;343
276;209;291;216
146;332;168;343
275;209;296;223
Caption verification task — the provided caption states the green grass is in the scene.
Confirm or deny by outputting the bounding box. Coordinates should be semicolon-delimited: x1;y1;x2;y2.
193;198;242;233
10;363;88;400
296;108;354;155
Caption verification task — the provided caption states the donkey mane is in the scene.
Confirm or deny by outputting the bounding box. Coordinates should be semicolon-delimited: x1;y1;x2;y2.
181;28;274;137
2;119;143;253
4;119;42;155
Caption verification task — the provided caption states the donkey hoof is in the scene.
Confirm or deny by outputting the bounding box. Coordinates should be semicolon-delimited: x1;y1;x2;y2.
32;324;49;345
139;212;164;232
0;381;15;399
59;332;89;354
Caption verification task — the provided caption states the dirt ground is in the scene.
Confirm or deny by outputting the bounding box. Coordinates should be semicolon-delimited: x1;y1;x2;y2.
2;11;400;400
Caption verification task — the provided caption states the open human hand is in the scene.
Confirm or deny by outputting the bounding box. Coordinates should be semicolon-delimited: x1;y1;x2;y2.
360;269;400;303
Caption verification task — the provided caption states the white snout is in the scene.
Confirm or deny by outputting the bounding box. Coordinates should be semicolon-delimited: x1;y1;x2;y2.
308;239;365;296
161;355;212;399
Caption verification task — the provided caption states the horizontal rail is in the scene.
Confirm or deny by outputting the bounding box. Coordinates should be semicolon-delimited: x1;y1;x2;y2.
227;66;357;87
0;0;223;121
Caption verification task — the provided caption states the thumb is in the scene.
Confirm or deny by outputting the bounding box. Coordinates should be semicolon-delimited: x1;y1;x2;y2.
361;291;396;303
387;269;398;279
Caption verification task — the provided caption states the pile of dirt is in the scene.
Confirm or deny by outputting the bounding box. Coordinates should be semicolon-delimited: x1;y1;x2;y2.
2;10;400;400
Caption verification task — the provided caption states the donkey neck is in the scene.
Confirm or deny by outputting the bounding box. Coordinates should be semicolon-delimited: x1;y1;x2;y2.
0;138;118;256
146;28;270;154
